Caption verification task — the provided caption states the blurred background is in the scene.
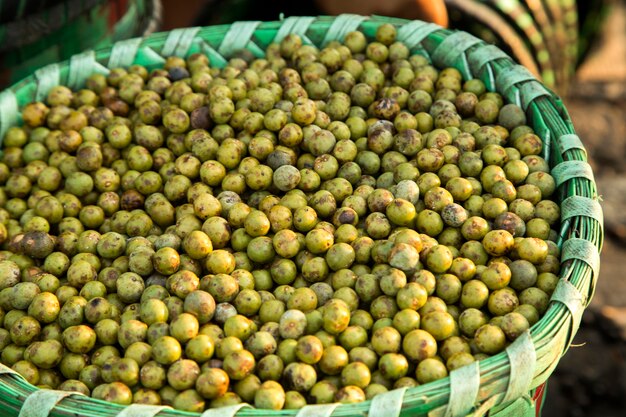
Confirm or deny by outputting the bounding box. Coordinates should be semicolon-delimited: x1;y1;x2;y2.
0;0;161;86
2;0;625;415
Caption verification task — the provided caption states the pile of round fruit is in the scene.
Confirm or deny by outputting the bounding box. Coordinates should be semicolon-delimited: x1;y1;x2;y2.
0;24;561;412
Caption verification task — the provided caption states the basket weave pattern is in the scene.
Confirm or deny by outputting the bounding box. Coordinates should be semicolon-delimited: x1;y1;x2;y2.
0;14;603;417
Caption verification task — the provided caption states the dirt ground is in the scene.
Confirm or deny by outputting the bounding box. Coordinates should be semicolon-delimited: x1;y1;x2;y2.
542;2;626;416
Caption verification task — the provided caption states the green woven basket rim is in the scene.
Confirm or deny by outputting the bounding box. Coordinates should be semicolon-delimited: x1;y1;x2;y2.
0;14;603;417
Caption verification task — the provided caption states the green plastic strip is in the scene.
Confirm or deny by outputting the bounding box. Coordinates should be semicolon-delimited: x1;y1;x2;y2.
67;50;108;90
0;362;20;377
552;161;595;188
218;21;262;57
557;133;586;157
561;196;603;226
504;90;522;109
468;43;511;70
108;38;143;68
274;16;316;43
561;238;600;283
489;395;535;417
34;64;61;102
200;42;229;69
551;279;585;344
199;403;251;417
0;90;19;143
113;0;143;41
18;390;81;417
540;125;552;162
116;404;170;417
322;14;367;45
446;361;480;417
396;20;441;51
519;81;552;111
369;387;407;417
162;27;201;57
495;65;536;96
502;331;536;404
431;31;482;79
295;404;340;417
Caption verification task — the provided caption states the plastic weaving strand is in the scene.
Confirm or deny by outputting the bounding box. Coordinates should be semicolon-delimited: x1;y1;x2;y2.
218;21;262;58
0;362;20;377
396;20;440;56
489;395;535;417
34;64;61;102
322;14;367;46
561;238;601;285
115;404;170;417
0;90;19;143
295;404;340;417
18;390;81;417
219;21;262;54
369;387;407;417
445;361;479;417
133;46;167;68
519;81;552;111
502;331;536;404
161;27;201;57
108;38;144;68
444;0;541;80
560;196;603;226
200;42;229;68
173;27;200;57
539;120;552;162
199;403;251;417
551;279;585;346
506;89;523;111
431;31;482;79
552;161;595;188
67;50;108;90
469;395;500;417
558;133;586;157
274;16;316;43
495;65;536;97
467;44;510;71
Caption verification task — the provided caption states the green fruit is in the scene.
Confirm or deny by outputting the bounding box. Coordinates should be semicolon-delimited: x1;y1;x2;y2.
322;299;351;335
167;359;200;391
335;385;366;404
223;350;255;380
62;325;96;353
474;324;507;354
254;381;285;410
284;362;317;392
152;336;182;365
196;368;229;400
0;29;565;412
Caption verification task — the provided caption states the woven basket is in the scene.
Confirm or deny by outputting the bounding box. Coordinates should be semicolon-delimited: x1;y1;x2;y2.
443;0;579;94
0;0;63;23
0;0;162;86
0;14;603;417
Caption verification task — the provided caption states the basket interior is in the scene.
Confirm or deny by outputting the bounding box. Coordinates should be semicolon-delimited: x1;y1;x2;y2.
0;14;603;417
